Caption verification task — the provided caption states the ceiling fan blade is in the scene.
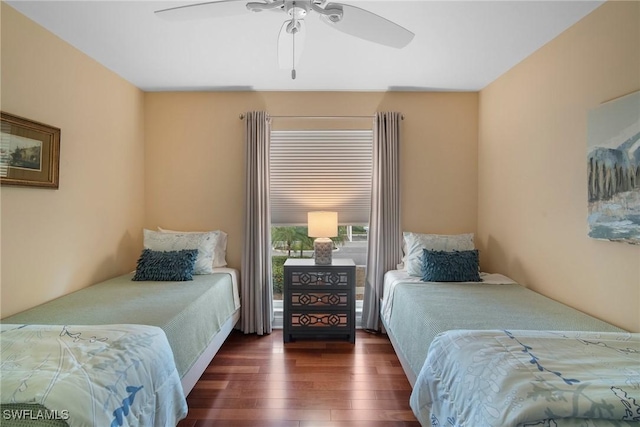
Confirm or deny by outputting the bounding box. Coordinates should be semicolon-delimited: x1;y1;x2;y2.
278;20;306;70
155;0;249;21
320;3;414;49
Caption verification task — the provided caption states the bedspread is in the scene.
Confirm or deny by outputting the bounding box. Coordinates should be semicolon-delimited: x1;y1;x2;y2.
380;270;624;386
3;271;240;379
380;270;516;326
410;329;640;427
0;324;187;427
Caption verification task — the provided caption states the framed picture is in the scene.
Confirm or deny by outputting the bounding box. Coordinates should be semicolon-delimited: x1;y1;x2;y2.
1;112;60;188
587;90;640;245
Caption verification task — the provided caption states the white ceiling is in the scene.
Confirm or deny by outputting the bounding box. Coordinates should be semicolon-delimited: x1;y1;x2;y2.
7;0;604;92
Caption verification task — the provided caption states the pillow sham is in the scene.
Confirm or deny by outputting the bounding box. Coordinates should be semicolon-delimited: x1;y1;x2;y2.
158;227;228;268
133;249;198;282
143;229;215;274
403;232;475;277
421;249;481;282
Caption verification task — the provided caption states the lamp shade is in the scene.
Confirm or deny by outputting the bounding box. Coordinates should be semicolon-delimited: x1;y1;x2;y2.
307;211;338;238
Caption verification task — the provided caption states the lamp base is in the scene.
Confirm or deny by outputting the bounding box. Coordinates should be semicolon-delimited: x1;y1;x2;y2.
313;238;333;265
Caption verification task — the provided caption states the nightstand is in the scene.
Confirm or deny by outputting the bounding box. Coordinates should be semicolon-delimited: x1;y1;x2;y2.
283;258;356;343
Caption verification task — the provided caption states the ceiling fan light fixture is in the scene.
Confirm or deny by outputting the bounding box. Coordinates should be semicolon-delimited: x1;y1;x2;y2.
286;20;302;34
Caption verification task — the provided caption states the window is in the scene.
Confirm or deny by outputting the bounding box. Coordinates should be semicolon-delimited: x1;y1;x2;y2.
270;129;373;305
270;130;373;225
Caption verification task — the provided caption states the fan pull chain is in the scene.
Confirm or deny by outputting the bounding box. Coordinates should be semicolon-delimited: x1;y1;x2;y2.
291;8;297;79
292;31;296;79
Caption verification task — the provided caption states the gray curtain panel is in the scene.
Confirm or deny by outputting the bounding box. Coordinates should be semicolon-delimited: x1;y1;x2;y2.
361;111;403;331
240;111;273;335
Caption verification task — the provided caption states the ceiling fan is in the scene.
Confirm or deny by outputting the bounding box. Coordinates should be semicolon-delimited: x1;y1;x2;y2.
155;0;414;79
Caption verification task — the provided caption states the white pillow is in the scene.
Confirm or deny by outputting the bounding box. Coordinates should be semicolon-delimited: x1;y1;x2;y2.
143;229;216;274
402;231;475;277
158;227;228;267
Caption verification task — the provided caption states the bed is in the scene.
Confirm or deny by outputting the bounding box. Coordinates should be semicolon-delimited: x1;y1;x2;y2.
1;228;240;426
381;231;631;426
410;329;640;426
1;323;187;426
380;269;625;388
2;268;240;394
381;271;636;427
1;269;240;426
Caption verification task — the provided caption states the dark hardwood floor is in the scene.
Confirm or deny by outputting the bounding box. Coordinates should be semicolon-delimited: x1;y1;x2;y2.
177;329;420;427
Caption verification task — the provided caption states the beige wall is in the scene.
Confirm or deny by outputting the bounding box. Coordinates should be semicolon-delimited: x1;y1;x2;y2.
478;1;640;332
144;91;479;269
0;3;145;317
4;0;637;334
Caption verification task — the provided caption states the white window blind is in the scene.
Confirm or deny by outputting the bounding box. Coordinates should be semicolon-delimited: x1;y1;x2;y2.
270;130;373;225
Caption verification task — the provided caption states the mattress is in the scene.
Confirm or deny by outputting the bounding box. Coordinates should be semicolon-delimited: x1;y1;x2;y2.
381;270;625;385
2;269;240;378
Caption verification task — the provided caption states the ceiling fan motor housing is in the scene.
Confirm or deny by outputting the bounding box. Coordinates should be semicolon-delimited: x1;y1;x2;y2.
284;1;310;19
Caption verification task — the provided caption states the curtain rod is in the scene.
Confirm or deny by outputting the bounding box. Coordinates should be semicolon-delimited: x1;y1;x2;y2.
238;114;404;120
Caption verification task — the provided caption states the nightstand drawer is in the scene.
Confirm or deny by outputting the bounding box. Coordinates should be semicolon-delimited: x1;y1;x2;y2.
289;271;350;289
290;291;349;308
290;312;350;329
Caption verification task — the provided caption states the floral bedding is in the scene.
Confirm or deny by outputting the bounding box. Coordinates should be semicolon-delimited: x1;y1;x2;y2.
410;329;640;427
1;324;187;427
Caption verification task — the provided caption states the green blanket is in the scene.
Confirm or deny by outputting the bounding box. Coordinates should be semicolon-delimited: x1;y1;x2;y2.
383;279;625;383
2;272;238;378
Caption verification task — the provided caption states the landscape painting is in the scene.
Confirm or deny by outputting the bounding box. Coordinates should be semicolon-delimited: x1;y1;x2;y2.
0;133;43;175
0;112;60;188
587;91;640;245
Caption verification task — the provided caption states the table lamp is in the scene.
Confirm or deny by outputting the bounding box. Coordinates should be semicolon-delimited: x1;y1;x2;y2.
308;211;338;265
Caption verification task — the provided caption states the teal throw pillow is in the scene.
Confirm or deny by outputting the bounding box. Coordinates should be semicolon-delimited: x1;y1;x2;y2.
133;249;198;282
421;249;481;282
